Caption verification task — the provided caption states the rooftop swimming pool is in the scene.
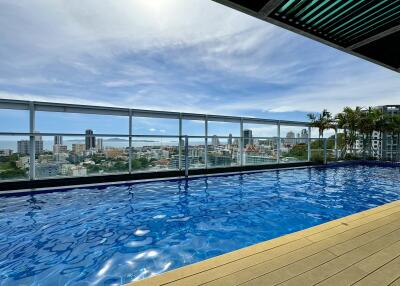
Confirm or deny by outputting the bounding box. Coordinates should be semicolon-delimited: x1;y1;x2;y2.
1;164;400;285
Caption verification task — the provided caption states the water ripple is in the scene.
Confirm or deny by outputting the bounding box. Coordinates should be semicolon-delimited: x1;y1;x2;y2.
0;165;399;285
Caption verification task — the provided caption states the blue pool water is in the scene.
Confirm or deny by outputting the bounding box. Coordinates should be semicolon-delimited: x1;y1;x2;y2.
0;164;400;285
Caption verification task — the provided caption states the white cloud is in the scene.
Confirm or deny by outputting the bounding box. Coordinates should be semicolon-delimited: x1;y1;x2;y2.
0;0;399;121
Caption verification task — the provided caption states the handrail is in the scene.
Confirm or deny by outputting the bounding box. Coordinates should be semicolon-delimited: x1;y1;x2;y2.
0;98;310;126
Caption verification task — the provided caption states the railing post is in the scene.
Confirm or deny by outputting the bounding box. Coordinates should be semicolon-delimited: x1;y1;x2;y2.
277;121;281;164
205;115;208;169
334;127;338;161
128;109;133;174
178;113;183;170
240;118;244;166
323;138;328;164
307;126;311;162
29;102;35;180
184;135;189;177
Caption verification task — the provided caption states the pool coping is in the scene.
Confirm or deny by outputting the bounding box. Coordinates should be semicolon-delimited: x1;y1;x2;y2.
0;162;319;196
0;161;316;194
127;199;400;286
0;160;398;196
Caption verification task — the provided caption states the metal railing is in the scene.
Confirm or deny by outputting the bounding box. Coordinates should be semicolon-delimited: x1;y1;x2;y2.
4;99;398;182
0;99;319;182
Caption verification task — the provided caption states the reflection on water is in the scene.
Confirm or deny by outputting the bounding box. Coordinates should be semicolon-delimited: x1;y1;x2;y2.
0;165;400;285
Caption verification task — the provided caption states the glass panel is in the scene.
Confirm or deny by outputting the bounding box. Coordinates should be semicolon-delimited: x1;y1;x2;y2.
207;137;240;168
243;123;277;138
280;126;309;142
0;136;29;181
0;109;29;133
281;138;308;163
187;137;206;169
326;137;337;162
182;120;205;136
208;121;240;136
131;136;179;172
309;127;336;139
36;112;129;135
244;137;277;165
133;117;178;136
35;136;129;179
310;138;324;163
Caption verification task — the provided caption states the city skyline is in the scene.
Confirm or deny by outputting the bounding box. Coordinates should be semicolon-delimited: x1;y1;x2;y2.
1;122;314;180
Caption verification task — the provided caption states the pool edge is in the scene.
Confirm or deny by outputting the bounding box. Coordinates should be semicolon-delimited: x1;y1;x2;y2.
126;200;400;286
0;161;320;196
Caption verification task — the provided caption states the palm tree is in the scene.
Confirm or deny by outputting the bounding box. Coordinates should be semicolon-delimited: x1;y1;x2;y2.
307;109;335;139
308;109;335;160
335;107;361;157
336;112;349;157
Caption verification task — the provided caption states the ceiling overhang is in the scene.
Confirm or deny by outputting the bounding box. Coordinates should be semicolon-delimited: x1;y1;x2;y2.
213;0;400;73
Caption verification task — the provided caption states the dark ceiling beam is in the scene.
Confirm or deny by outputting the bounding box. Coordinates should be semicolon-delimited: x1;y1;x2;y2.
348;25;400;51
212;0;259;17
259;0;285;18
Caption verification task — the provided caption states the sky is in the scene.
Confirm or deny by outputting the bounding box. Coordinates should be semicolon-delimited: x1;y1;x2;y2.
0;0;400;138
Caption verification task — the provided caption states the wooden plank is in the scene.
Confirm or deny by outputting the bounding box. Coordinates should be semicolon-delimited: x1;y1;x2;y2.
390;277;400;286
240;251;336;286
127;202;400;286
327;218;400;256
353;256;400;286
163;238;313;286
203;213;400;286
279;224;400;286
317;240;400;286
307;206;400;242
163;210;400;286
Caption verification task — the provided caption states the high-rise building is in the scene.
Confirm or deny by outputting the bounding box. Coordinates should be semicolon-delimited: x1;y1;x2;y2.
17;135;43;155
297;129;309;144
228;133;233;145
353;105;399;159
378;105;400;159
243;129;253;146
54;135;63;145
53;144;68;154
285;131;296;146
96;138;104;151
72;144;86;155
85;129;96;150
211;135;220;146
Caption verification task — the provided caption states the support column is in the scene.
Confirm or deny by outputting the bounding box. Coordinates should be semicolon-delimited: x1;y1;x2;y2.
184;135;189;177
334;127;338;161
128;109;133;174
323;138;328;164
29;102;35;180
307;126;311;162
240;118;244;166
178;114;183;170
205;115;208;169
277;121;281;164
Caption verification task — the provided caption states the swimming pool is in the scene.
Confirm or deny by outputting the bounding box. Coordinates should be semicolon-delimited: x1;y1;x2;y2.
0;164;399;285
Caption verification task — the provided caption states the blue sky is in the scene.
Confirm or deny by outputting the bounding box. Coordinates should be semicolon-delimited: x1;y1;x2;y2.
0;0;400;138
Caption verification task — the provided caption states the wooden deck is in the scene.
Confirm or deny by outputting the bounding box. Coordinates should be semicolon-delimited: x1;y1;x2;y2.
128;200;400;286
